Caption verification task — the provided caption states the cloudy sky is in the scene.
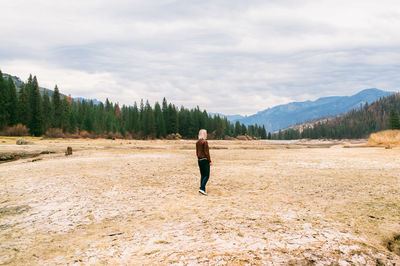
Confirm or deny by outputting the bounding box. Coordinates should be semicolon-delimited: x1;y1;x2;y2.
1;0;400;115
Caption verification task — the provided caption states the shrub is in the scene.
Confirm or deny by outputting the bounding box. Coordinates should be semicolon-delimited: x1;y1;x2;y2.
166;133;182;140
79;130;91;138
113;132;123;139
107;132;123;140
106;132;115;139
124;133;133;140
0;124;29;136
132;132;143;140
45;128;64;138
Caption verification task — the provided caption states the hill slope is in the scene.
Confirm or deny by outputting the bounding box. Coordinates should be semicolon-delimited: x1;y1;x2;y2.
278;93;400;139
232;89;395;132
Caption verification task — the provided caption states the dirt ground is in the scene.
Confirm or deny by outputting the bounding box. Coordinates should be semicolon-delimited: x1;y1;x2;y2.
0;137;400;265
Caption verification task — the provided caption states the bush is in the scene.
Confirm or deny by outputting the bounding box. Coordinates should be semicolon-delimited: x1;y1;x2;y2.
114;132;123;139
65;129;80;138
166;133;182;140
0;124;29;136
132;132;143;140
79;130;91;138
124;133;133;140
45;128;64;138
107;132;123;140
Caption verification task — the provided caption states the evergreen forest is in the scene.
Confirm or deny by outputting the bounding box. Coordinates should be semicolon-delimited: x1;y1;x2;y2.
0;71;268;139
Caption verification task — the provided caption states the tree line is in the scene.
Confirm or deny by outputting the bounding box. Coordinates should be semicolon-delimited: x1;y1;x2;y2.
0;71;268;139
272;93;400;140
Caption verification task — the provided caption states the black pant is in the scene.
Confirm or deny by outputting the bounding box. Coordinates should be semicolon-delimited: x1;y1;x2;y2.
198;159;210;192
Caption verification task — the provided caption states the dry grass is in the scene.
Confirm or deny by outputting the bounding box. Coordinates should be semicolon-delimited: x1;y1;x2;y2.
0;124;29;136
44;128;64;138
0;138;399;264
368;129;400;146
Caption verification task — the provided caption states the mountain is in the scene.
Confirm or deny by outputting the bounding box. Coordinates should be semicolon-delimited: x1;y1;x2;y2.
209;113;244;121
229;89;396;132
73;97;102;105
3;73;24;88
277;92;400;139
225;114;245;121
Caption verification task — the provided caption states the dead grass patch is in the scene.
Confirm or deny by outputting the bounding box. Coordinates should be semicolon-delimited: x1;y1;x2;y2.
367;130;400;146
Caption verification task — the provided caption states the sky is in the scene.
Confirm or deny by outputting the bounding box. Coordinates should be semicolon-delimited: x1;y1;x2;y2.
1;0;400;115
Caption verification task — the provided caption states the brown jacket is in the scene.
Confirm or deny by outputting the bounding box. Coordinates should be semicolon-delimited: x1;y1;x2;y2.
196;139;211;162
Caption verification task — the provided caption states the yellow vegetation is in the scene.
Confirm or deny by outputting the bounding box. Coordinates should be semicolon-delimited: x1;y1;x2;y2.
367;129;400;146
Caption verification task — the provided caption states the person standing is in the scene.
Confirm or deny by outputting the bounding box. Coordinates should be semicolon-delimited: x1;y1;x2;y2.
196;129;212;195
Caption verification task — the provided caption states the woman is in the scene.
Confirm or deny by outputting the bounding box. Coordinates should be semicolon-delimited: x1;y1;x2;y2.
196;129;212;195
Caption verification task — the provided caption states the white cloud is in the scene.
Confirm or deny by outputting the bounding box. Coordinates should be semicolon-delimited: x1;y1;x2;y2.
1;0;400;115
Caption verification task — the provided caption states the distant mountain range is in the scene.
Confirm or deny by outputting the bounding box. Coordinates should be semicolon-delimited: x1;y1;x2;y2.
222;88;396;132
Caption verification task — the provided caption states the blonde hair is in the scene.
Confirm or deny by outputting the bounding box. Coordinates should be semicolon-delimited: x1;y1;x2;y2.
198;129;207;140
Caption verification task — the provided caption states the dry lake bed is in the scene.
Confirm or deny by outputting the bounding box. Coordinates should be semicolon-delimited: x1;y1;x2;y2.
0;138;400;265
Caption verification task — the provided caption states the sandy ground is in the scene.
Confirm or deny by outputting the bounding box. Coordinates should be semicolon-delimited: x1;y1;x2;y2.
0;138;400;265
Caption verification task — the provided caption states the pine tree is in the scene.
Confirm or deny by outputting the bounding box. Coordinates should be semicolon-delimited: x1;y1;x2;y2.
143;100;155;137
389;108;400;129
119;105;128;135
28;76;43;136
132;102;140;134
168;103;178;133
139;99;145;133
61;97;72;132
178;107;189;137
18;85;30;126
241;123;247;135
261;125;267;139
52;85;62;128
80;100;91;132
104;99;113;133
162;97;168;132
214;115;224;139
0;71;7;129
154;102;166;138
112;102;119;132
6;77;18;125
93;102;104;134
234;121;241;136
42;92;51;131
